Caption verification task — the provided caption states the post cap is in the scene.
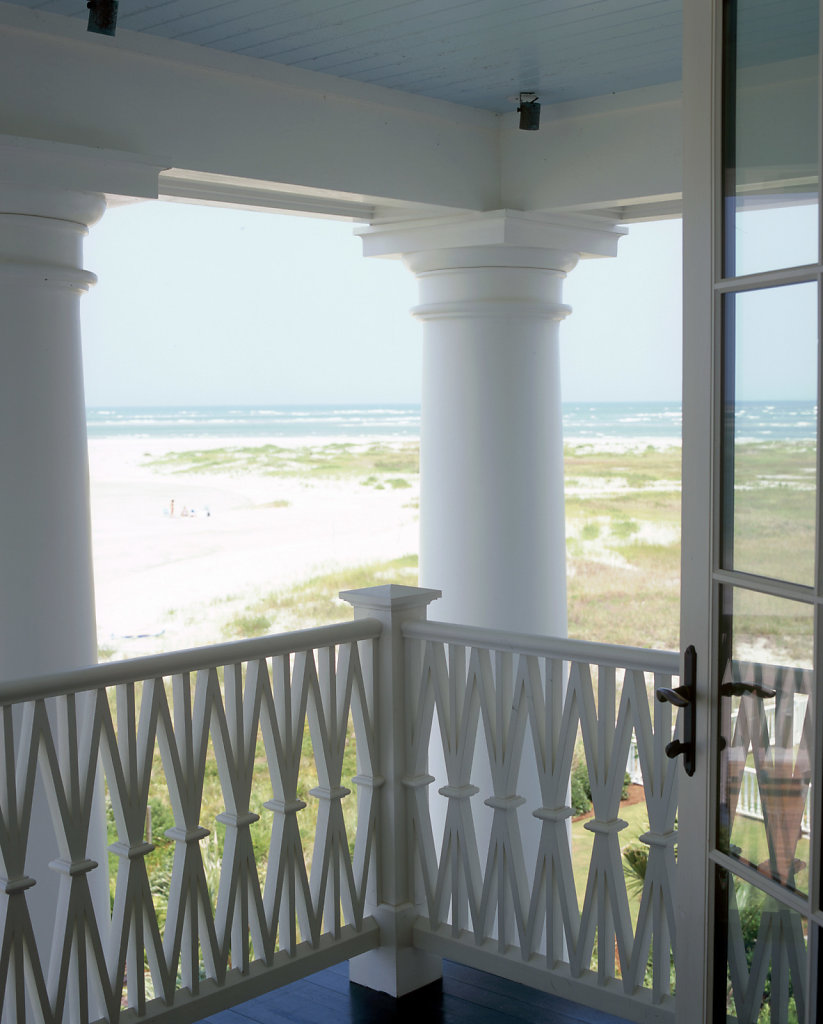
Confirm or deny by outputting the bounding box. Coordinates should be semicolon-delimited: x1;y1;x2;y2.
339;584;442;612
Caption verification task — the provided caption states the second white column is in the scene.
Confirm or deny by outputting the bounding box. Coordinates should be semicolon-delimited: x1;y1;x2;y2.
361;212;625;636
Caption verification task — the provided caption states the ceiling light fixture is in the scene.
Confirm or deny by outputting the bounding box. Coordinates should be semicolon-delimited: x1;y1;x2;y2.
518;92;541;131
87;0;118;36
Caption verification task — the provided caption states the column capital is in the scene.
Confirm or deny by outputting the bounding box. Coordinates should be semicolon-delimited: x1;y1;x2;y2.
357;209;626;272
359;210;626;324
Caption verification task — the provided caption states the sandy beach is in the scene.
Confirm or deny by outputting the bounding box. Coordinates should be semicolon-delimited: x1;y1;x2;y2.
87;418;694;659
88;435;419;657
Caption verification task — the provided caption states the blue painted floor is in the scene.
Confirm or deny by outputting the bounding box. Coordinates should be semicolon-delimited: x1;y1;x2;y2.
200;959;632;1023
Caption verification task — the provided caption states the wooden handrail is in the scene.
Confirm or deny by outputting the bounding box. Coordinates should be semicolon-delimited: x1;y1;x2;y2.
403;618;679;674
0;617;383;705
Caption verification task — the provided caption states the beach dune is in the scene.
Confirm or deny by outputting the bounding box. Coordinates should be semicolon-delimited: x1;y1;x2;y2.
88;436;419;656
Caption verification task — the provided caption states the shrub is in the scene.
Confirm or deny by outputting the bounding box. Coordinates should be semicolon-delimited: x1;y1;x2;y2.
581;521;601;541
622;841;648;898
571;760;591;816
570;762;630;816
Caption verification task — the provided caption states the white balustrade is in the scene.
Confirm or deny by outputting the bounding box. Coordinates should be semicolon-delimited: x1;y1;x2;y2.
626;739;643;785
401;619;680;1023
0;590;683;1023
721;661;814;1023
0;619;382;1023
735;765;812;837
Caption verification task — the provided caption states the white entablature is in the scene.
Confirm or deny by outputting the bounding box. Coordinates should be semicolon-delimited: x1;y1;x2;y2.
0;0;682;221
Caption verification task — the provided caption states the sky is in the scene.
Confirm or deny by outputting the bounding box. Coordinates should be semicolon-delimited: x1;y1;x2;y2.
80;201;683;407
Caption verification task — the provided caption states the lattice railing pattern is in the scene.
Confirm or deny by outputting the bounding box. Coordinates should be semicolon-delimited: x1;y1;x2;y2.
0;620;381;1023
726;880;808;1024
402;621;681;1013
722;660;813;1021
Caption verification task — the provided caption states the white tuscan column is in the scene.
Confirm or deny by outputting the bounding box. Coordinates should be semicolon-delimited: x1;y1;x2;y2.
0;137;165;993
0;134;164;676
0;183;102;677
0;180;109;990
359;211;625;635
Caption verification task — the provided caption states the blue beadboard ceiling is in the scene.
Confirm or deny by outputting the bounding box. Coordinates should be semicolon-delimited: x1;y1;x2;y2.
6;0;818;112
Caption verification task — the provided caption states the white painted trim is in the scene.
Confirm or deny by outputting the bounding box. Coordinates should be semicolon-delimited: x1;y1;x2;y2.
814;3;823;985
0;262;97;291
339;584;442;613
413;909;676;1024
343;585;443;996
711;569;817;605
612;199;685;223
714;265;821;292
0;133;166;198
409;299;572;321
359;210;625;260
0;618;383;705
678;0;719;1018
403;619;680;674
159;170;376;221
708;851;811;920
102;926;381;1024
158;169;467;223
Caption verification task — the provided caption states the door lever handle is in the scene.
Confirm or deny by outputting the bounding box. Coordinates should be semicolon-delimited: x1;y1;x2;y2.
665;739;689;759
655;645;696;777
656;685;693;708
720;681;776;700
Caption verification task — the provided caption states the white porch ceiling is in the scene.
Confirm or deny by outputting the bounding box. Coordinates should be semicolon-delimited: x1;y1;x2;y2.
8;0;817;113
2;0;816;217
7;0;685;110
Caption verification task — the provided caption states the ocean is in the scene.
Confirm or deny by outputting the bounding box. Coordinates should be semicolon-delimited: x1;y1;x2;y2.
85;401;817;444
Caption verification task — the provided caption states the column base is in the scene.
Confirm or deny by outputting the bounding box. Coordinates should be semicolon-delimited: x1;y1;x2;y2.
349;904;442;997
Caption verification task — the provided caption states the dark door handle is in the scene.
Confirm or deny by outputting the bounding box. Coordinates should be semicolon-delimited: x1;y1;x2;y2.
656;685;693;708
720;681;776;699
665;739;689;759
655;645;696;777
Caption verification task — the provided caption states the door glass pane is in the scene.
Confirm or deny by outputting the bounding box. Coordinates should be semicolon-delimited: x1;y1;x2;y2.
723;0;819;277
718;588;813;894
717;868;808;1023
721;284;818;585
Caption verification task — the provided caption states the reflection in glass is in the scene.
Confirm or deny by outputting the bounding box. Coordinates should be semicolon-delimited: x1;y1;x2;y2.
721;285;818;586
723;0;819;277
718;589;813;894
719;870;807;1023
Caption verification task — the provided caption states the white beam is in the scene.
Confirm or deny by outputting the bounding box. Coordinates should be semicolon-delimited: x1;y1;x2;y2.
158;168;377;221
0;2;499;214
0;133;166;198
500;82;683;215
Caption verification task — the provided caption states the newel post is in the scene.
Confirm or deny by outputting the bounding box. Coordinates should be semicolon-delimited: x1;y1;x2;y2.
340;584;442;997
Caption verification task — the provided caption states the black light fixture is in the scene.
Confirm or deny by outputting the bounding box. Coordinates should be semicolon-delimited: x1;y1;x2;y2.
87;0;118;36
518;92;540;131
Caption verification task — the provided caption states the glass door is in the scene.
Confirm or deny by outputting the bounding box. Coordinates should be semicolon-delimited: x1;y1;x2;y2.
710;0;821;1019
